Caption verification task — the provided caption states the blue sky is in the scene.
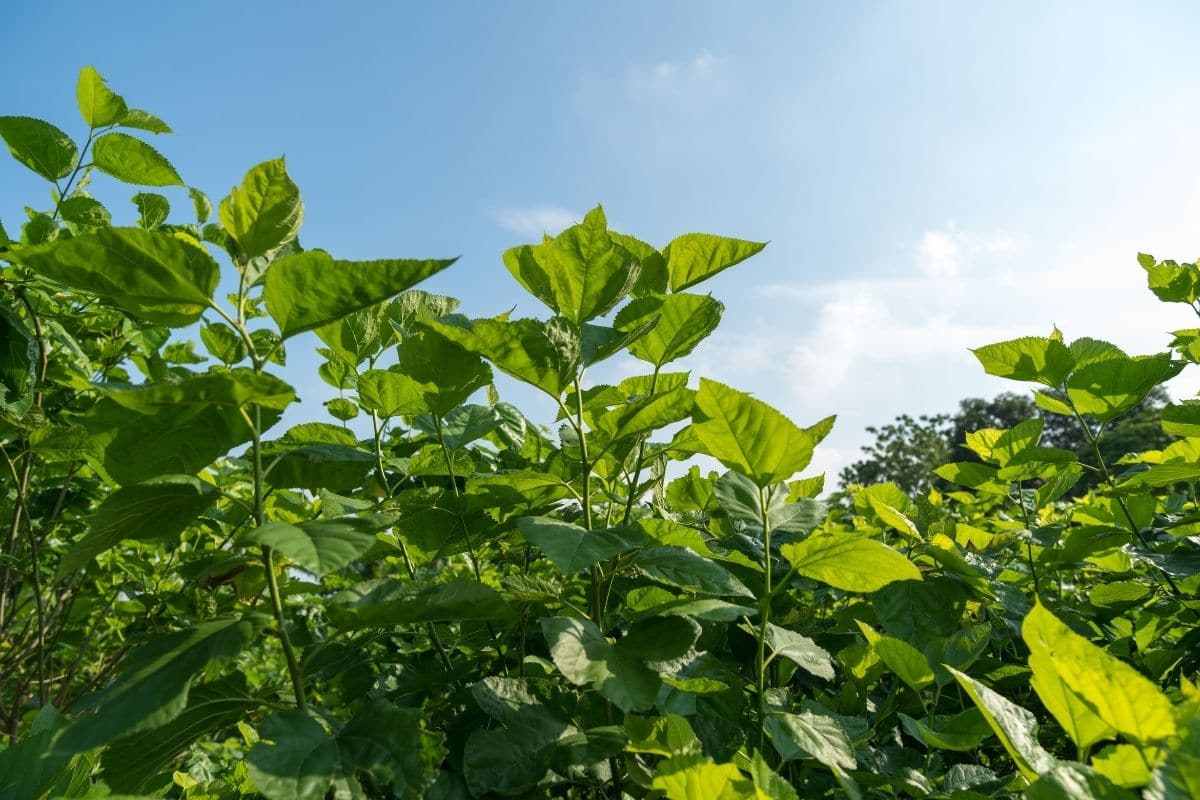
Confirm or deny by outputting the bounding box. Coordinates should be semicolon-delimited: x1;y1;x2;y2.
6;2;1200;480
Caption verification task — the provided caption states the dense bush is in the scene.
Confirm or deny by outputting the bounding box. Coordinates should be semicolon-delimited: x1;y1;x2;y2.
1;67;1198;800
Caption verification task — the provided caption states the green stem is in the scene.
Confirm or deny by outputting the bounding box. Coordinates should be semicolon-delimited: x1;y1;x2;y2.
755;485;772;752
572;379;601;625
261;544;307;710
372;412;456;677
1013;481;1041;597
1065;398;1182;598
620;366;661;526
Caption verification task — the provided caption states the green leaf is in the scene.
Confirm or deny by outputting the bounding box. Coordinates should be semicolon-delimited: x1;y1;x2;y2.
0;303;36;416
100;675;260;793
633;546;754;598
188;187;211;224
662;233;766;292
541;616;660;712
0;706;72;800
356;368;431;417
1026;763;1137;800
857;622;934;690
92;132;183;186
972;336;1075;386
1022;601;1176;742
219;158;303;261
516;517;645;573
0;116;77;180
763;622;835;680
131;192;169;228
247;712;338;800
200;321;247;364
396;329;493;416
264;250;456;339
59;195;111;227
85;398;268;485
615;292;724;366
618;616;702;662
651;755;752;800
691;378;817;486
462;727;554;796
329;578;511;629
502;205;639;324
239;517;381;577
900;708;993;751
948;666;1057;780
418;315;579;398
249;706;441;800
933;461;1010;493
1140;254;1200;305
780;532;921;593
118;108;172;134
98;370;295;413
12;228;219;325
1067;354;1179;422
1029;652;1117;750
264;443;374;492
765;710;857;772
56;476;214;579
624;714;703;757
76;65;127;126
58;615;264;753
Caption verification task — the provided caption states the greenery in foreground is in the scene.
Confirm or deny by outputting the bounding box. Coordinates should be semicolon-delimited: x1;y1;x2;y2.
0;67;1198;800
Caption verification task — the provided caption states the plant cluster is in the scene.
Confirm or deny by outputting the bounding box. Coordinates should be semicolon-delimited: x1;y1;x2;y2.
0;68;1198;800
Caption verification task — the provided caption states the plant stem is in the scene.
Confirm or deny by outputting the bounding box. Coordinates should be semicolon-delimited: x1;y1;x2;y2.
572;379;602;625
1065;399;1182;598
1013;481;1041;597
261;544;307;710
756;485;772;752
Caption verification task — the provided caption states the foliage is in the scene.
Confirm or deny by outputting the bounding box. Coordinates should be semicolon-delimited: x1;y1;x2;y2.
842;389;1171;496
0;68;1198;800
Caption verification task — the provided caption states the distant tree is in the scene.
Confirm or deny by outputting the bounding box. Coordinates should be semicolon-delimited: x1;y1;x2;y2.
838;413;953;495
841;388;1173;495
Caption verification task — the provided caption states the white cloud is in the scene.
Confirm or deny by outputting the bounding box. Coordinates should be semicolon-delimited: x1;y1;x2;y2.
493;206;581;238
703;219;1200;485
627;50;729;101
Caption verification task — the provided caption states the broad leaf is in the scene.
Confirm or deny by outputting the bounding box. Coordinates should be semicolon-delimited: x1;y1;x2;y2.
329;578;512;629
541;616;660;712
56;476;214;578
92;132;183;186
972;336;1075;386
1066;354;1179;422
418;315;579;398
691;378;816;486
948;667;1057;780
516;517;645;573
765;710;856;772
57;615;264;753
663;233;766;292
763;623;835;680
780;532;921;593
396;329;493;415
76;66;127;127
219;158;303;261
265;250;456;338
502;206;639;324
615;292;724;366
1022;601;1176;742
12;228;219;325
0;115;77;180
633;546;754;598
239;517;382;577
